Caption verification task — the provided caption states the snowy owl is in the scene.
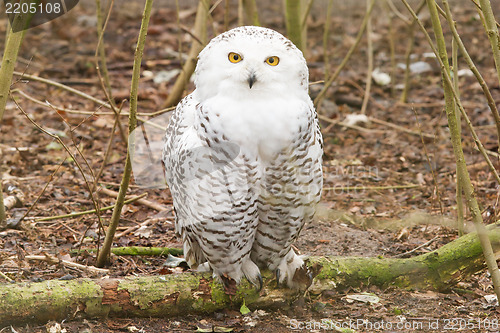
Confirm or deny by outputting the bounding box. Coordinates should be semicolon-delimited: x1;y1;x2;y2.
162;26;323;291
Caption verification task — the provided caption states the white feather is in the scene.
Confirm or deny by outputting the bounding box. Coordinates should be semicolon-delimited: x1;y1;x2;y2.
163;26;323;289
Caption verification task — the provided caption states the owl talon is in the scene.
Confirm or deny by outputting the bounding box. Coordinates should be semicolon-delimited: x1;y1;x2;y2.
256;273;263;291
221;274;237;296
275;269;281;288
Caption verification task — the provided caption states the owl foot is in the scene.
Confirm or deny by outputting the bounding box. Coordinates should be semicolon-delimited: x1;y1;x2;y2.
275;250;311;290
292;263;313;290
242;258;263;291
196;262;211;272
256;273;263;292
220;274;237;296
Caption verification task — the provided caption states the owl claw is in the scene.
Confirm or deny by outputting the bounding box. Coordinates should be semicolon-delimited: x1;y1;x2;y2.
256;273;263;291
220;274;237;296
292;264;314;290
275;269;281;288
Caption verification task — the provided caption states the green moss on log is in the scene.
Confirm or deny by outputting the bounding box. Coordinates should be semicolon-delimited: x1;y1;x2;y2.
1;223;499;326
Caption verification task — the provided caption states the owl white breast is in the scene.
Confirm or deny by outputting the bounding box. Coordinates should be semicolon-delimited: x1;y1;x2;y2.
162;26;323;291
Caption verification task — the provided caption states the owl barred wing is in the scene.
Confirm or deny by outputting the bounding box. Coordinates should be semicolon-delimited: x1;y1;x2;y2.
162;95;203;265
163;25;323;290
162;95;262;286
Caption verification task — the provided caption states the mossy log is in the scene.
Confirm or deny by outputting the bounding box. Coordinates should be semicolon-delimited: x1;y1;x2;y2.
1;223;499;326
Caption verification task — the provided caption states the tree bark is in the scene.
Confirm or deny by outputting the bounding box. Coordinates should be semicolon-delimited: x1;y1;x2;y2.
162;0;209;108
96;0;154;267
284;0;303;51
1;222;500;326
0;1;35;229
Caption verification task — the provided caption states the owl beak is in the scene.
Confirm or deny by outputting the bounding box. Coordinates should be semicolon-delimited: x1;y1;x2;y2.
247;73;257;89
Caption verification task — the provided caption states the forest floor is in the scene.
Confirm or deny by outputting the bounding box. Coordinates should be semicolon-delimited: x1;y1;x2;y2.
1;0;500;332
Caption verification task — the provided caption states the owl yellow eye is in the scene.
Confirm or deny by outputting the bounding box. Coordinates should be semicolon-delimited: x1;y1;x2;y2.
265;56;279;66
228;52;242;63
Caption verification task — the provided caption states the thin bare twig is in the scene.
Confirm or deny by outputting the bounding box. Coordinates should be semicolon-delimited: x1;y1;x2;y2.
401;2;500;186
97;0;155;267
13;95;105;234
384;0;397;96
413;108;444;214
48;103;105;233
441;0;500;151
301;0;314;33
23;253;109;274
477;0;500;89
360;0;373;115
13;71;112;109
469;0;500;28
34;193;147;222
323;0;334;81
12;73;168;130
92;102;125;192
400;0;426;103
385;0;411;24
12;89;163;117
94;0;127;144
163;0;209;108
394;236;440;258
19;158;66;223
314;0;376;110
402;0;500;302
0;271;13;282
98;187;168;212
450;21;465;235
318;114;382;134
368;116;435;139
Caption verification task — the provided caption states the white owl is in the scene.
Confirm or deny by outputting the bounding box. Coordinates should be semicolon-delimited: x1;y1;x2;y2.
162;26;323;291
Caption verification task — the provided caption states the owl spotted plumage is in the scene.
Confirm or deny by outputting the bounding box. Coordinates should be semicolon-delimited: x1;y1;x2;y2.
162;26;323;290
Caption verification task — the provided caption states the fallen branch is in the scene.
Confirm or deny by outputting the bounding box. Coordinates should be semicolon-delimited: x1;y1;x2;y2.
98;187;168;212
115;216;171;239
0;271;12;283
317;114;382;134
21;254;109;275
3;193;24;211
368;116;435;139
1;222;499;325
11;76;166;127
12;89;171;117
34;193;147;222
70;246;183;257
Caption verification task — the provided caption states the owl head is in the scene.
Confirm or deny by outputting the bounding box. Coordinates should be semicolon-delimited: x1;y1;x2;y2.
194;26;309;101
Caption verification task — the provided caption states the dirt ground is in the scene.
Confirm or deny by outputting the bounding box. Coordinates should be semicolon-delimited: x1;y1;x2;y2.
1;0;500;332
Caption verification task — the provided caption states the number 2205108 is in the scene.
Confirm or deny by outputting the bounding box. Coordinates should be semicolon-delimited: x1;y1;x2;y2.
5;2;61;14
443;318;498;330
